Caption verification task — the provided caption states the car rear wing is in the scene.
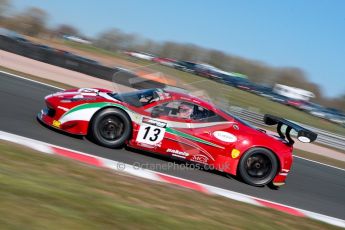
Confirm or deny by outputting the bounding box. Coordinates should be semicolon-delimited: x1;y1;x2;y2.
263;114;317;146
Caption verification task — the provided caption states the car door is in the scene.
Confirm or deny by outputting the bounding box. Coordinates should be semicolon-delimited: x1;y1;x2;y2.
131;100;194;156
132;100;202;159
143;100;232;166
145;100;198;159
186;103;239;168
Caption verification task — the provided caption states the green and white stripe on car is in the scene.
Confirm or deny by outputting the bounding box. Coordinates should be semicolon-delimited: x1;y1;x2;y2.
59;102;227;149
59;102;140;124
166;127;224;149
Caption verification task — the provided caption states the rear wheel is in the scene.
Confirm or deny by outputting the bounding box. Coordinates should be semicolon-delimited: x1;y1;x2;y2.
238;148;278;186
89;108;131;148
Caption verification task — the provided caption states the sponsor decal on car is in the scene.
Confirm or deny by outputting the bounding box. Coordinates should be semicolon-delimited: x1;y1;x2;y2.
136;118;167;145
52;120;61;128
77;88;99;93
73;94;84;99
167;148;189;159
297;136;311;143
71;97;97;102
191;154;208;164
166;128;225;149
231;149;241;159
57;106;69;112
142;117;167;128
213;131;237;143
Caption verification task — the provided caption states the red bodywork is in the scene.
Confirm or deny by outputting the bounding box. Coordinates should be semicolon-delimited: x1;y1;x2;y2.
38;88;293;186
152;57;176;64
287;99;304;108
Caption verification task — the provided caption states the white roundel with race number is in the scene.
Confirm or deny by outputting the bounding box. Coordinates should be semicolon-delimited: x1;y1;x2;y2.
136;124;165;145
136;118;167;145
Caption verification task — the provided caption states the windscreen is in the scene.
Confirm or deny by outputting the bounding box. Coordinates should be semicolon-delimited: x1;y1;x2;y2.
109;89;169;107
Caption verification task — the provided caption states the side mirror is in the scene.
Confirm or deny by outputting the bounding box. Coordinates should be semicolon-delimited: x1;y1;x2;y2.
151;106;164;118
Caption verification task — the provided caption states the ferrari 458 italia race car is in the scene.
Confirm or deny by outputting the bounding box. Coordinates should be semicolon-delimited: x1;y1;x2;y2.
38;88;317;187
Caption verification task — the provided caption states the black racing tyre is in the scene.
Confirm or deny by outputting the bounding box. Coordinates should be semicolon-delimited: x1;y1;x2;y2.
238;148;278;186
89;108;131;148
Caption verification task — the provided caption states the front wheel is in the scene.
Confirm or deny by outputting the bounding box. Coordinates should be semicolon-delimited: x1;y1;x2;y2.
89;108;131;148
238;148;278;186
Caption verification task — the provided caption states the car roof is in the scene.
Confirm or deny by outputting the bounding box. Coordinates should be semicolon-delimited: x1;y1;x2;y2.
124;88;214;108
117;88;232;118
164;88;217;109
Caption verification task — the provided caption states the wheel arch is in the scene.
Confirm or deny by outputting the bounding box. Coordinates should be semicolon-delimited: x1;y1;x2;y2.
238;145;281;169
87;105;133;137
236;146;281;176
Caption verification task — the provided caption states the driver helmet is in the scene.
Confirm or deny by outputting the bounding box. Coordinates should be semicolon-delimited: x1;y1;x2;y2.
178;103;193;119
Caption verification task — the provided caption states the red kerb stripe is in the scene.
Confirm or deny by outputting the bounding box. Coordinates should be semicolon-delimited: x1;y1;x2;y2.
157;174;209;194
256;199;306;217
51;146;102;167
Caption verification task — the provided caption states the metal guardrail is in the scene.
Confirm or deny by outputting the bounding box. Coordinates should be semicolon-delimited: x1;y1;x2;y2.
228;106;345;151
0;35;165;90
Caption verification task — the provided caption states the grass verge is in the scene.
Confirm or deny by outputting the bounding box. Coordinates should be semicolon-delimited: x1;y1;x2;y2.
0;141;339;229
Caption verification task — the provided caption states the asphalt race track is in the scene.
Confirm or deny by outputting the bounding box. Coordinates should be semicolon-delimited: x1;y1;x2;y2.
1;72;344;219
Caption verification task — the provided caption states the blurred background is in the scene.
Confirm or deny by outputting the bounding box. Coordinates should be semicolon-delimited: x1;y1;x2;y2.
0;0;344;134
1;1;345;229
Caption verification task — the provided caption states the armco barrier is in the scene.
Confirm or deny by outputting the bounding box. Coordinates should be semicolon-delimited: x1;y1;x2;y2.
0;35;116;80
229;106;345;151
0;35;165;89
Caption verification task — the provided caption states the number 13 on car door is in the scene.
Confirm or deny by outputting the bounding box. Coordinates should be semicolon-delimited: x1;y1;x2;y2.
136;118;167;145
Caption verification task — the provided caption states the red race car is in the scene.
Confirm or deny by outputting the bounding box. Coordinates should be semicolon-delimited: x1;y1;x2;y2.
38;88;317;187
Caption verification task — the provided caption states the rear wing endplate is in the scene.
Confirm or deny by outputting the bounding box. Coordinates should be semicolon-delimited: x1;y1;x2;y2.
263;114;317;146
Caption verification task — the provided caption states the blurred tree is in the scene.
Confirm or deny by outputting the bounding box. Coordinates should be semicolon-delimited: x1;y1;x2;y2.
328;94;345;111
206;50;227;68
88;28;337;105
137;39;158;53
0;0;10;18
95;28;138;51
11;7;48;36
337;95;345;111
274;67;323;102
159;42;181;58
0;0;10;19
319;94;345;112
1;5;336;106
178;44;204;61
54;24;79;37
